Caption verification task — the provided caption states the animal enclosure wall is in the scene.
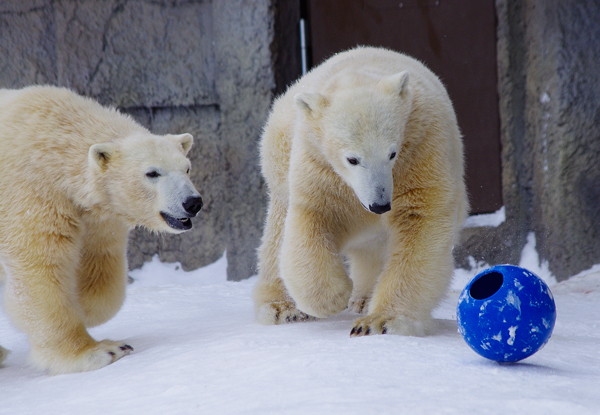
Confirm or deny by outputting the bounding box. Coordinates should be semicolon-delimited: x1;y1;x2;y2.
1;0;600;282
0;0;276;280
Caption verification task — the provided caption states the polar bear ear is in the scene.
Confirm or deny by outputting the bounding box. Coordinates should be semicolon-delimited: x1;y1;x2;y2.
379;71;410;96
294;93;329;118
170;133;194;156
89;143;116;171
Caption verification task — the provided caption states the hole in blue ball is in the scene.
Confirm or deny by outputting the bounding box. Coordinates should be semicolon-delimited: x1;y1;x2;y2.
469;271;503;300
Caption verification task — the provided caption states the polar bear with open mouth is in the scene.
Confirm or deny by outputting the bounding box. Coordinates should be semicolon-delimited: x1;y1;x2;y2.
0;85;203;373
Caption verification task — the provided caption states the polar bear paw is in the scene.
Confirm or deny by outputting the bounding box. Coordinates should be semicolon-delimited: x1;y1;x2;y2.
33;340;133;374
256;300;317;325
350;314;429;337
90;340;134;366
289;276;353;319
348;293;371;314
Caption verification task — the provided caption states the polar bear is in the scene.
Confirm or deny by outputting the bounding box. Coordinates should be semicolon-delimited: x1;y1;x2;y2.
254;47;468;336
0;86;203;373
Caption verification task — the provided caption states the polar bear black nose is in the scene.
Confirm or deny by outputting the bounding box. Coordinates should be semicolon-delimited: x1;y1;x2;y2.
183;196;203;215
369;203;391;214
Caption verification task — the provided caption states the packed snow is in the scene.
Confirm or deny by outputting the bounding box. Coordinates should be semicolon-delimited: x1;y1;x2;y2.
463;206;506;228
1;234;600;414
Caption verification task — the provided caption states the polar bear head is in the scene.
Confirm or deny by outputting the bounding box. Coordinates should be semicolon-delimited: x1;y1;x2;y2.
294;71;413;214
88;132;203;233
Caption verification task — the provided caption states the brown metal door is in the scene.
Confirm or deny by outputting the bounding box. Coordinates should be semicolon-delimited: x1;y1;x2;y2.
305;0;502;214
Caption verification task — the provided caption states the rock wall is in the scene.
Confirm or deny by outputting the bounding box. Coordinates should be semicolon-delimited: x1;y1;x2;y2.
531;0;600;280
3;0;599;282
0;0;280;280
456;0;600;281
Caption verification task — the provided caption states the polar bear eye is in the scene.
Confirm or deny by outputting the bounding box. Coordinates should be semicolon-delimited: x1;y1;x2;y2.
186;167;190;175
347;157;359;166
146;170;161;179
389;152;397;160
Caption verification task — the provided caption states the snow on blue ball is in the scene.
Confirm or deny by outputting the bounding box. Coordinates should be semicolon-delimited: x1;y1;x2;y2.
456;265;556;362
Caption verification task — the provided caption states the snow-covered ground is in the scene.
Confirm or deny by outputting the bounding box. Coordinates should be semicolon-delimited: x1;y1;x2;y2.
1;233;599;414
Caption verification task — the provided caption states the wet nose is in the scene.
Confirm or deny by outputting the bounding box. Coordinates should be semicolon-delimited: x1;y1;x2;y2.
183;195;203;216
369;203;391;214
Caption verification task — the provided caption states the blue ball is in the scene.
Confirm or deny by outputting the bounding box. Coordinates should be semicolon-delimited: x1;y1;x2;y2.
456;265;556;362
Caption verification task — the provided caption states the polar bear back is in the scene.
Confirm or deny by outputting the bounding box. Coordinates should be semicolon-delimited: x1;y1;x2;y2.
0;86;141;177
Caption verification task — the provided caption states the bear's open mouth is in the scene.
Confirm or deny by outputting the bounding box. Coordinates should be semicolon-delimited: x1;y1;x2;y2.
160;212;193;231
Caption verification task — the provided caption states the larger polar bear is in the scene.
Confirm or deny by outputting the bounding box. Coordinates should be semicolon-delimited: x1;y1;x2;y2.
254;47;468;336
0;86;203;374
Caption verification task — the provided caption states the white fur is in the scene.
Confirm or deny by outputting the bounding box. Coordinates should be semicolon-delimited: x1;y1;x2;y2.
254;47;468;337
0;86;202;373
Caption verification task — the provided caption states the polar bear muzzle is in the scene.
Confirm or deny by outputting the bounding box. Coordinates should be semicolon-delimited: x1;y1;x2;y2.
368;202;391;214
160;195;203;231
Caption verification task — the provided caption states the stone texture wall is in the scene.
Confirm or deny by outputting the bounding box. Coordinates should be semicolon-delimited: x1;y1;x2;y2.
531;0;600;280
3;0;599;282
456;0;600;281
0;0;280;280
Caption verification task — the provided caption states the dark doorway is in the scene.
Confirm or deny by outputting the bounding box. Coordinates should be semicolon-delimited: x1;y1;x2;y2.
303;0;502;214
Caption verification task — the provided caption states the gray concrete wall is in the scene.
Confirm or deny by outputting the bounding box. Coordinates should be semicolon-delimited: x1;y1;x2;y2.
456;0;600;281
531;0;600;280
0;0;279;280
3;0;599;282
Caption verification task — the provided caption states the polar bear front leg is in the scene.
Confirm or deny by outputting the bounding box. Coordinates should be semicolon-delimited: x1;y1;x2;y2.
350;214;454;337
254;197;316;325
4;256;132;374
77;223;130;328
345;241;387;314
279;205;353;318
